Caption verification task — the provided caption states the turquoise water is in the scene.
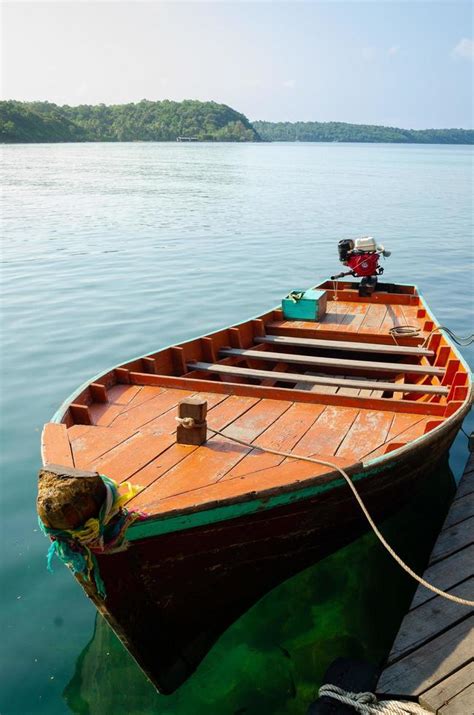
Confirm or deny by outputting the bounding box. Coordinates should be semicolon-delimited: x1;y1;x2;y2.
0;142;472;714
62;465;455;715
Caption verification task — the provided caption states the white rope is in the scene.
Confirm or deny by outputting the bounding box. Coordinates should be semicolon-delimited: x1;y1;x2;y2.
389;326;420;339
176;416;197;429
390;324;473;347
318;685;432;714
179;417;474;607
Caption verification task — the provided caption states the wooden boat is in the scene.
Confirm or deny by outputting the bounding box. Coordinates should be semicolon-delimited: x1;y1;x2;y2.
39;280;472;695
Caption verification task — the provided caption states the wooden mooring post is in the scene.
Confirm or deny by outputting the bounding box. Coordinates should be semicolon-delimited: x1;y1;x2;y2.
176;397;208;446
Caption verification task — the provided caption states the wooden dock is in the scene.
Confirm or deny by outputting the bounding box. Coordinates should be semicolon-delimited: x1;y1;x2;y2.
376;451;474;713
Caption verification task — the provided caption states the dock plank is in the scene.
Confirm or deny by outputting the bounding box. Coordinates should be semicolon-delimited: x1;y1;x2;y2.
411;544;474;609
443;493;474;529
386;578;474;664
453;458;474;500
438;684;474;715
420;663;474;713
376;616;473;697
430;516;474;564
463;452;474;476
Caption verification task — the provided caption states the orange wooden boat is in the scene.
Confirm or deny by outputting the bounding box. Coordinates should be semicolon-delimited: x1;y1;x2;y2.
39;279;472;694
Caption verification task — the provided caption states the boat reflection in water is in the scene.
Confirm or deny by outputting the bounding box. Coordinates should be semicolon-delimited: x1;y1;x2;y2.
64;459;455;715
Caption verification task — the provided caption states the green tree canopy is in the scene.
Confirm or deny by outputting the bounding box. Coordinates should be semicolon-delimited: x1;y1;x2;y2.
0;100;260;143
253;120;473;145
1;100;472;144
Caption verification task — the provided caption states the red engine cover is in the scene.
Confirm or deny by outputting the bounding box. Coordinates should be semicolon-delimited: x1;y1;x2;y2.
346;252;380;277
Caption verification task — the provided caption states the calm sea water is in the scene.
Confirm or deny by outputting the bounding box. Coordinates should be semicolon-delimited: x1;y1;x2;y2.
0;142;472;715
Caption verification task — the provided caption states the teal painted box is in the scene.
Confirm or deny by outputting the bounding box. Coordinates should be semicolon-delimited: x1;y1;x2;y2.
282;289;327;321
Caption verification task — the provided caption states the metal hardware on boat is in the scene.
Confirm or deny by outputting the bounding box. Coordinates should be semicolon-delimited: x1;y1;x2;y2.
331;235;391;296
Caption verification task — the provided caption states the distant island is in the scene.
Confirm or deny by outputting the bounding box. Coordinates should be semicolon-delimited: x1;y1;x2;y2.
253;121;473;145
1;99;472;144
0;100;259;143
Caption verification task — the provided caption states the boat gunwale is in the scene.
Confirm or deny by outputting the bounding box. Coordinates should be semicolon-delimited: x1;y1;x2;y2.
125;397;470;541
50;281;471;423
44;281;473;533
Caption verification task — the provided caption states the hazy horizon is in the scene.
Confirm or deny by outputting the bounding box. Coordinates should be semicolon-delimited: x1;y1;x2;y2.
2;1;473;130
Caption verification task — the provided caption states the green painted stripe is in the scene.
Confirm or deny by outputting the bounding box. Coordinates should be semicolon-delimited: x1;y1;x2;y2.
126;464;398;541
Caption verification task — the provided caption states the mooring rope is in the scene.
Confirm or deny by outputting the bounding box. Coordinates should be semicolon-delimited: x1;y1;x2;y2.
389;324;474;347
176;418;474;607
389;325;420;339
39;475;146;598
318;685;431;714
422;325;474;348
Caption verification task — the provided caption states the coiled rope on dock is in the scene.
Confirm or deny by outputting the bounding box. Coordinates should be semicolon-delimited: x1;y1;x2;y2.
177;418;474;607
318;685;432;714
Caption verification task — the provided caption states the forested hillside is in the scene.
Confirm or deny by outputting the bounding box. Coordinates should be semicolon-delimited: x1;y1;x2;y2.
0;100;260;143
1;100;472;144
253;120;473;144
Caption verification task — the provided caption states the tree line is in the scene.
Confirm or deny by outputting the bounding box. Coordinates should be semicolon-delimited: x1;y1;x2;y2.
1;100;472;144
0;100;259;143
253;120;473;144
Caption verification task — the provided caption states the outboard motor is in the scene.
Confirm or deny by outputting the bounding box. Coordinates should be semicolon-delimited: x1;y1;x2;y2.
331;236;391;296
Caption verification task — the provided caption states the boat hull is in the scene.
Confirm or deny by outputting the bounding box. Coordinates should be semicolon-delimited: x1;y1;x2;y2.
40;279;472;694
87;408;463;694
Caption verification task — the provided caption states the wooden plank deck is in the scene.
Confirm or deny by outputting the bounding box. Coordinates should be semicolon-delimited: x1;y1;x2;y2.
41;282;469;525
41;380;435;517
376;451;474;713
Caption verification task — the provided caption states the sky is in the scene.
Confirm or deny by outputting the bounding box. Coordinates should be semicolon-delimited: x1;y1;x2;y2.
1;1;473;129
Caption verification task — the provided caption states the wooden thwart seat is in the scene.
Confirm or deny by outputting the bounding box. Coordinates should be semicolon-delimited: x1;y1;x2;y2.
188;362;449;396
255;335;435;357
219;348;444;377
